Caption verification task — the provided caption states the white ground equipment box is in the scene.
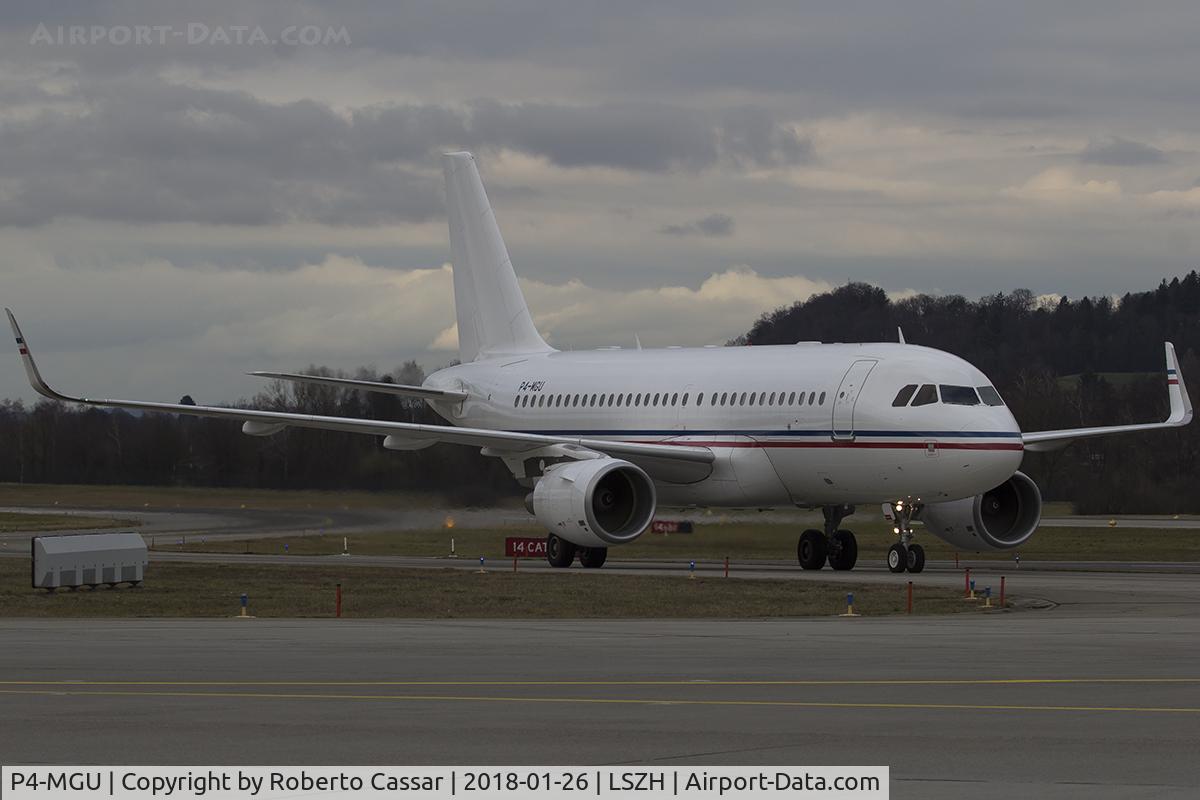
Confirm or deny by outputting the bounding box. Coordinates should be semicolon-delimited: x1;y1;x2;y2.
31;532;148;590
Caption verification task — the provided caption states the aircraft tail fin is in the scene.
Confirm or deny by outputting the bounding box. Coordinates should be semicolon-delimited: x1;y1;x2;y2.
442;152;553;362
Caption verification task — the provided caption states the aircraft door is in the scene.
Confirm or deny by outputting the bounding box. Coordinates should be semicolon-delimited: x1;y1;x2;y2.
831;359;878;440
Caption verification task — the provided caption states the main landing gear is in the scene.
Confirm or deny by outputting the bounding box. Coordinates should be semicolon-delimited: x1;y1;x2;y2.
886;500;925;574
546;534;607;569
797;505;859;571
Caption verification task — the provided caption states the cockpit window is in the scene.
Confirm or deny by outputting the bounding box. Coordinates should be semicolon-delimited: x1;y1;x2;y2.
977;386;1005;406
910;384;938;406
940;385;981;405
892;384;918;407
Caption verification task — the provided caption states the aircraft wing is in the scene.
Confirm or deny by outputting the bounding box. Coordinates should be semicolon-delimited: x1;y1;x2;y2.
1022;342;1193;452
6;310;713;480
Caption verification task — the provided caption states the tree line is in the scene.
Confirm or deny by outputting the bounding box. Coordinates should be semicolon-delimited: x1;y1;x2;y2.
1;272;1198;512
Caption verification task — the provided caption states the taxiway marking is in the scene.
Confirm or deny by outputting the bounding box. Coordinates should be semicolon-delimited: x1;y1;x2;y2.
2;688;1198;715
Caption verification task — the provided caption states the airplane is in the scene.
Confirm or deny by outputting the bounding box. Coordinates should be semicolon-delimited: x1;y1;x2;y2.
7;151;1193;573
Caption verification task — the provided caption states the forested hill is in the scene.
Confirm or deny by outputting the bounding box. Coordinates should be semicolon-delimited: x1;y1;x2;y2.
740;272;1200;384
739;272;1200;513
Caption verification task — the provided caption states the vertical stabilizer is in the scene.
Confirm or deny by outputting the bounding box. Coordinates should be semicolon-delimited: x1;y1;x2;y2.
442;152;553;361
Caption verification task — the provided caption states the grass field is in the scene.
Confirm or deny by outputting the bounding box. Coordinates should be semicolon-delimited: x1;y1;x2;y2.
0;557;968;618
154;521;1200;563
0;483;476;511
0;511;136;533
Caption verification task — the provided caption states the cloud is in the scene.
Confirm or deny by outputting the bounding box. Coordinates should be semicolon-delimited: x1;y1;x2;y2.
1004;167;1121;203
0;255;850;402
521;267;838;348
1080;137;1167;166
660;213;735;237
0;81;812;227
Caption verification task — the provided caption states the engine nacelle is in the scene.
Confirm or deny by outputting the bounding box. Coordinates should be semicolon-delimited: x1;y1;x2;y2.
531;458;657;548
920;471;1042;551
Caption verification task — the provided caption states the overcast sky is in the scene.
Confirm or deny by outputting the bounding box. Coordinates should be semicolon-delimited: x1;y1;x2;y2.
3;1;1200;403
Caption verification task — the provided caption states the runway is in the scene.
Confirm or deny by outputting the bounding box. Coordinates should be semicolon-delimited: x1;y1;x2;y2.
0;505;532;546
1;616;1198;799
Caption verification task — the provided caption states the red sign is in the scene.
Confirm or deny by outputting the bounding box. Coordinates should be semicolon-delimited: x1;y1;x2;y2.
505;537;548;558
651;520;694;534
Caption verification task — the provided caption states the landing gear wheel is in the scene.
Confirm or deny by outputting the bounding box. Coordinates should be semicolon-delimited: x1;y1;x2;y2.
887;543;908;573
906;543;926;573
828;530;858;571
578;547;608;569
797;529;828;570
546;534;576;568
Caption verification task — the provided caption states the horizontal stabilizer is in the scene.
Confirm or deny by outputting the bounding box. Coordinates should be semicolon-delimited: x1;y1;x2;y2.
249;371;467;402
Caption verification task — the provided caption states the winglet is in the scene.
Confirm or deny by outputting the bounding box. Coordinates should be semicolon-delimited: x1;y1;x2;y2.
5;308;80;402
897;326;906;344
1165;341;1192;425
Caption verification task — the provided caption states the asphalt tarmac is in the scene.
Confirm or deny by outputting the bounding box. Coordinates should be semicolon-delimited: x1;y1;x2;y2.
1;616;1198;799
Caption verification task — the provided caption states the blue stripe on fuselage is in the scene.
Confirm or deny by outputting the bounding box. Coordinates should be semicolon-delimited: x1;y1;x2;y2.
513;428;1022;438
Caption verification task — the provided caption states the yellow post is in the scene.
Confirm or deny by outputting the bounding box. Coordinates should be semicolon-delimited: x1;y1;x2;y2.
839;592;860;617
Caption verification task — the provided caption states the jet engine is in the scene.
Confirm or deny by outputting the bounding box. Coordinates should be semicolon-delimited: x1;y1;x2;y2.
530;457;657;548
920;471;1042;551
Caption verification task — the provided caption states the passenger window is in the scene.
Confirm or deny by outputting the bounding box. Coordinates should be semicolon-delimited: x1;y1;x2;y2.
654;392;661;406
977;386;1005;406
513;395;520;408
768;392;776;405
672;393;679;406
819;391;826;405
808;392;816;405
721;392;728;405
538;395;546;407
940;385;980;405
759;393;767;406
680;393;687;406
696;393;702;406
911;384;938;406
749;392;757;406
739;392;747;405
522;395;529;407
788;391;796;405
892;384;918;407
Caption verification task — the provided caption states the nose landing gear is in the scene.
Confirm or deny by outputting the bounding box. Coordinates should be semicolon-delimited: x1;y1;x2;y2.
885;500;925;573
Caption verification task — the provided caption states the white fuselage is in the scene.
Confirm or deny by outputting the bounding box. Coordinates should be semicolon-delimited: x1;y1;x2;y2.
423;341;1024;508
